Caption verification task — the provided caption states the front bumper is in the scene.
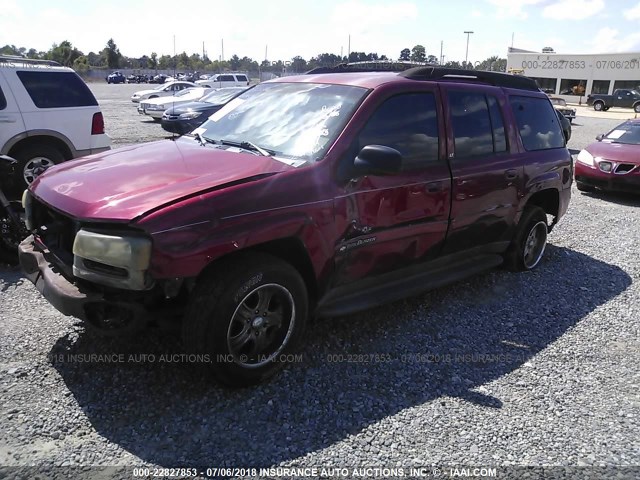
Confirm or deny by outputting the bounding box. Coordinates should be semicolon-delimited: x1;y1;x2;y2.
575;162;640;193
19;236;103;320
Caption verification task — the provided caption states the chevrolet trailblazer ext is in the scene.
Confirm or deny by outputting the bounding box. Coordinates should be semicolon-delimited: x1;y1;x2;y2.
19;66;572;386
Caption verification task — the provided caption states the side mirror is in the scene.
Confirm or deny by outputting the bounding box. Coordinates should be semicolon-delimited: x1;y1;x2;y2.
354;145;402;176
596;134;604;141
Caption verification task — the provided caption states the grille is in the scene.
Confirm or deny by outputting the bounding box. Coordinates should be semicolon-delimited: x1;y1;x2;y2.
32;198;78;265
614;163;636;174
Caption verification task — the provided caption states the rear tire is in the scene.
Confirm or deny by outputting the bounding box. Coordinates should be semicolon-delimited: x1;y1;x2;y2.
182;253;308;387
634;103;640;113
504;206;548;272
593;101;604;111
12;144;64;196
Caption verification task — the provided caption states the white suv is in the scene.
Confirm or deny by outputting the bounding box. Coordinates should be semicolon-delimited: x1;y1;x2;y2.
0;56;111;196
195;73;250;88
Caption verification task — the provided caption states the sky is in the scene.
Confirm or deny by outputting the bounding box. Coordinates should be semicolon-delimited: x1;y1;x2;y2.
2;0;640;64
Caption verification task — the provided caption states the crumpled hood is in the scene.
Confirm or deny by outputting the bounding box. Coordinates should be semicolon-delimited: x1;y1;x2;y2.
587;141;640;165
30;138;292;222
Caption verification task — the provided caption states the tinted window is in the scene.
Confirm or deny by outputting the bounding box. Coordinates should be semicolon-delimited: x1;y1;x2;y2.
16;71;97;108
236;75;248;82
510;96;565;151
448;91;494;158
219;75;234;82
357;93;439;170
0;86;6;110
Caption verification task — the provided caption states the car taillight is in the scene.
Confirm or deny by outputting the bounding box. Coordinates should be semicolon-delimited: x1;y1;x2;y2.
91;112;105;135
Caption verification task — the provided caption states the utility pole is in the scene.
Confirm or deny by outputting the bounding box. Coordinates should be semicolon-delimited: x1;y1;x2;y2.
440;40;443;65
464;30;474;67
221;38;224;62
348;34;351;60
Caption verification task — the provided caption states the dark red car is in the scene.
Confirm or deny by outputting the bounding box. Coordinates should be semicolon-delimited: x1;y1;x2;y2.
19;66;572;386
575;119;640;193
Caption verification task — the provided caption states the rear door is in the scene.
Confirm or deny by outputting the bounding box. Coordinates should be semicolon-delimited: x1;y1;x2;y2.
0;70;26;155
439;84;522;254
333;85;451;285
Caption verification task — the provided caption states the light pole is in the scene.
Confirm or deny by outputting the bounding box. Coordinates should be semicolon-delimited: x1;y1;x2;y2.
464;31;474;68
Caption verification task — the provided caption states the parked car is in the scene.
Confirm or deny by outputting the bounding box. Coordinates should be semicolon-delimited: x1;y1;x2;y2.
127;74;149;84
19;66;571;386
196;73;250;88
575;119;640;193
150;74;168;84
549;97;576;123
556;110;571;143
0;55;110;197
130;81;197;103
106;71;126;84
161;87;249;134
587;89;640;112
138;87;213;120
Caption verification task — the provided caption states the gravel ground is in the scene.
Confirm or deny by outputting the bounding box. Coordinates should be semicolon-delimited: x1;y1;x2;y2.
0;84;639;478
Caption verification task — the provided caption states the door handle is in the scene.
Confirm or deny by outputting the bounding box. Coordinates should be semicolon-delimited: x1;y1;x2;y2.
425;181;443;193
504;169;518;180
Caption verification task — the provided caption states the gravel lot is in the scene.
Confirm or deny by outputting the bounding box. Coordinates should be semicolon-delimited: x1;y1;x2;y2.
0;84;639;478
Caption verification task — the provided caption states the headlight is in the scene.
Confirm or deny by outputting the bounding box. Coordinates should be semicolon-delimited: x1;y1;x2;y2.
72;230;152;290
148;104;166;111
21;189;33;231
576;150;594;166
178;111;201;119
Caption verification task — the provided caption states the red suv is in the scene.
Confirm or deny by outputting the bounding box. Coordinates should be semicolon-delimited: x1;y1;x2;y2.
19;66;572;386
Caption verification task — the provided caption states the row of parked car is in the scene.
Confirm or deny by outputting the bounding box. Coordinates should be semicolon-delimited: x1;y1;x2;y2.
129;76;251;134
107;71;251;86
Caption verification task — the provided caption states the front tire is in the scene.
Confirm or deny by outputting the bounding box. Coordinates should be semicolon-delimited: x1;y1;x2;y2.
182;253;308;387
634;103;640;113
593;101;604;111
504;206;548;272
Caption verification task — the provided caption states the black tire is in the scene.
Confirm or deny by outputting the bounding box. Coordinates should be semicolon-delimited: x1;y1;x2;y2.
593;101;604;111
504;206;548;272
182;252;308;387
576;181;596;193
12;144;65;196
603;107;610;111
634;103;640;113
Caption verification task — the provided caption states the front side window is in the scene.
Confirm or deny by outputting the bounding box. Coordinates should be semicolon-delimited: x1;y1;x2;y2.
0;86;6;110
16;71;97;108
448;91;506;158
197;82;367;164
510;95;565;151
357;93;440;170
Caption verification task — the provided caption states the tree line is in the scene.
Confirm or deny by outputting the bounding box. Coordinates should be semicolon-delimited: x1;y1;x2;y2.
0;40;507;73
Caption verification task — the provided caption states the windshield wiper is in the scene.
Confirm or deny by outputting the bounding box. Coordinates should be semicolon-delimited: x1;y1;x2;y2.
217;139;274;157
191;132;216;146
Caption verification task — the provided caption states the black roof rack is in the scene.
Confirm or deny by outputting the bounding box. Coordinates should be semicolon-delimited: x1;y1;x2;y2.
306;61;435;74
0;55;61;67
399;67;539;91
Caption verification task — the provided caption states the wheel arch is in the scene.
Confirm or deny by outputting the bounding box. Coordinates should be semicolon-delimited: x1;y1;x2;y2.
5;131;74;160
196;237;319;309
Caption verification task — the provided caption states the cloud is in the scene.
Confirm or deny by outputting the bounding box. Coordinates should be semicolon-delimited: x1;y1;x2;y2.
587;27;640;53
624;2;640;20
542;0;604;20
485;0;544;20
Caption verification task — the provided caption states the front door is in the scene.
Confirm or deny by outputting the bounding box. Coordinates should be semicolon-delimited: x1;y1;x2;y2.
333;89;451;286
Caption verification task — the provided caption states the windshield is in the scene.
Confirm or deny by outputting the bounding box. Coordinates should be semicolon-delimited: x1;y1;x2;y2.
196;82;367;163
603;122;640;145
201;87;247;104
175;88;202;98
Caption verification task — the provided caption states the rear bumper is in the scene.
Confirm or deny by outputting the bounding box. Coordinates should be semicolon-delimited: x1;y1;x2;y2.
19;236;103;320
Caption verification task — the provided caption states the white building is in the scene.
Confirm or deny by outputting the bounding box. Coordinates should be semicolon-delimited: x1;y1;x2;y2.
506;47;640;97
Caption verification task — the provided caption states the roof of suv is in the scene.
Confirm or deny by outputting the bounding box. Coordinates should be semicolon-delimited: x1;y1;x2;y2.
272;64;541;92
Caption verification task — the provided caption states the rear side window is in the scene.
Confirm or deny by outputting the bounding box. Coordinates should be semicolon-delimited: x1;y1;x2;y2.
448;91;507;159
510;96;565;151
236;75;248;82
358;93;440;170
16;71;98;108
0;86;6;110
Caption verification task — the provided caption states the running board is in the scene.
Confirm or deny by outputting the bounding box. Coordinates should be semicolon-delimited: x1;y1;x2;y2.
316;254;504;318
